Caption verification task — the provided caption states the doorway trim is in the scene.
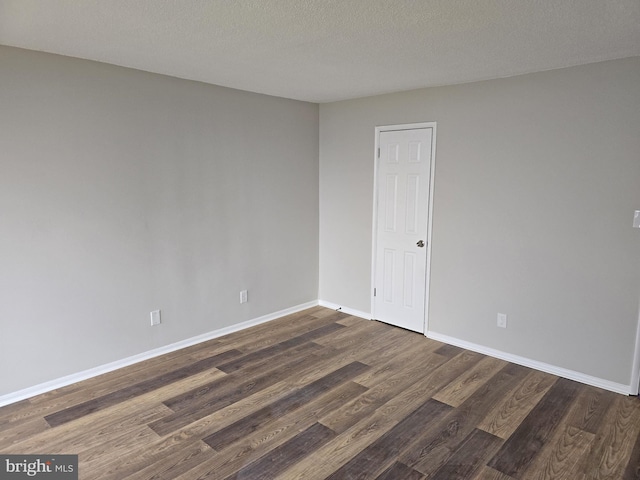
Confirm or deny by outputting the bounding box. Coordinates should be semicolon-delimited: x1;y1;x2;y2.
630;309;640;395
371;122;437;334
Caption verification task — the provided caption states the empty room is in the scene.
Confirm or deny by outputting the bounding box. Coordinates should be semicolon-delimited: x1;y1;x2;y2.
1;1;640;478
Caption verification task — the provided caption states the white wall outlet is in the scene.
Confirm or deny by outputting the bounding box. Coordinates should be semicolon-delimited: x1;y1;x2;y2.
633;210;640;228
150;310;161;326
240;290;248;304
497;313;507;328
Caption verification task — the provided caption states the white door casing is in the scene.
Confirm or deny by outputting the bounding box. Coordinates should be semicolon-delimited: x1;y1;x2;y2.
372;123;436;333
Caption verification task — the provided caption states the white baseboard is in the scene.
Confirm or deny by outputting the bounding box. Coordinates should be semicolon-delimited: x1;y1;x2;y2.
427;330;632;395
7;300;626;407
318;300;371;320
0;300;319;408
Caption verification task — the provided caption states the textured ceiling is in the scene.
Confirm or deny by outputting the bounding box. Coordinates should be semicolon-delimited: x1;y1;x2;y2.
1;0;639;103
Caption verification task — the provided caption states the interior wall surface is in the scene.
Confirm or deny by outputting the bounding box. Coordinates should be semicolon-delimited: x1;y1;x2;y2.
0;46;319;395
319;57;640;386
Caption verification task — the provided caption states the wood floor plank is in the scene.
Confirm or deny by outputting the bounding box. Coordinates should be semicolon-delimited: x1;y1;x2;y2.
477;369;556;439
0;399;35;426
3;402;171;455
312;317;406;355
81;425;180;475
224;422;335;480
432;355;508;407
472;466;517;480
3;310;350;429
149;379;304;463
216;338;328;379
1;308;639;480
376;350;487;422
148;343;327;436
25;336;230;413
153;334;366;438
353;331;446;389
622;427;640;480
163;341;325;412
12;408;172;476
1;348;209;426
214;309;348;351
283;403;403;478
165;358;373;451
120;441;215;480
286;352;487;479
228;312;340;353
487;377;582;478
520;425;595;480
320;349;448;434
566;385;617;434
78;424;160;471
430;428;503;480
216;322;345;373
181;320;424;450
312;307;347;319
336;314;370;326
376;461;425;480
202;361;369;451
325;398;452;479
433;343;465;357
5;368;220;455
99;430;216;480
173;381;367;480
0;416;50;451
405;363;529;477
44;349;242;427
581;395;640;479
312;316;386;342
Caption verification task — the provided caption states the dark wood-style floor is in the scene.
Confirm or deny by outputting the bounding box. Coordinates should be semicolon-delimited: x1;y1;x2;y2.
2;307;640;479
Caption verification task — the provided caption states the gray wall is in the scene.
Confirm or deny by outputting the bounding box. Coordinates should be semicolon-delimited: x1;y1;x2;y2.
0;46;319;395
2;44;638;396
319;57;640;386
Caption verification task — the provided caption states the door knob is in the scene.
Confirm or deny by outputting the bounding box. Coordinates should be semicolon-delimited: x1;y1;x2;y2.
417;240;425;248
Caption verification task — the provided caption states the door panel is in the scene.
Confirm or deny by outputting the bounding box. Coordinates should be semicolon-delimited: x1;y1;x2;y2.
374;127;433;333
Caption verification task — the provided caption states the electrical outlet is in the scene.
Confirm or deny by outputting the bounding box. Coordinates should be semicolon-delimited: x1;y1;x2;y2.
240;290;248;304
497;313;507;328
150;310;161;326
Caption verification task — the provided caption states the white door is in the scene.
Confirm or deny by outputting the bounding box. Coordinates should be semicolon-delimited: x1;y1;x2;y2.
373;126;434;333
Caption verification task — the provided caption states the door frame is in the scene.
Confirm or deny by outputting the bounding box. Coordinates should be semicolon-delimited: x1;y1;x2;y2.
631;310;640;395
371;122;437;334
